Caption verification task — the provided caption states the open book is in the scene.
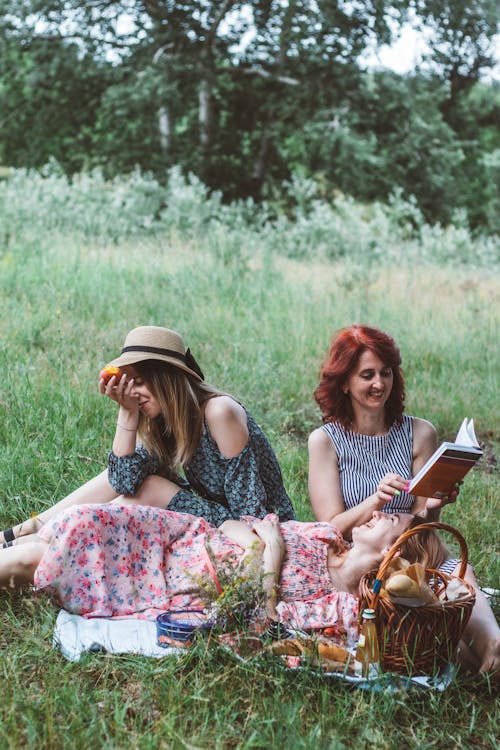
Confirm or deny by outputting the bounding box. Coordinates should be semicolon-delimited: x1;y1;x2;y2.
409;418;483;498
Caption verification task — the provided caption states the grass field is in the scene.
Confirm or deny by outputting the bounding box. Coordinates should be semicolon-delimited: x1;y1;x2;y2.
0;192;499;749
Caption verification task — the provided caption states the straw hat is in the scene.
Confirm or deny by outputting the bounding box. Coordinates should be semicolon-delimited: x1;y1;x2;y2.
107;326;204;381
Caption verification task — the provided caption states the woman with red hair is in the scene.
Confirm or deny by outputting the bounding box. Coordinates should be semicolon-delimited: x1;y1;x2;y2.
308;325;500;677
308;324;457;536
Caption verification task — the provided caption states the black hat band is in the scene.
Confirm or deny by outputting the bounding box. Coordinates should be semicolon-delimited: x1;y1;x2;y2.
121;345;204;380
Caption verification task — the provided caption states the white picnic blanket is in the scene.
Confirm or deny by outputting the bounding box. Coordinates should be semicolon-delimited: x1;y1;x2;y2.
53;610;181;662
52;610;454;691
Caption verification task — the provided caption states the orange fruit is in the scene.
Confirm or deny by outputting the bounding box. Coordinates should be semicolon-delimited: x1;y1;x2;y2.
99;365;123;384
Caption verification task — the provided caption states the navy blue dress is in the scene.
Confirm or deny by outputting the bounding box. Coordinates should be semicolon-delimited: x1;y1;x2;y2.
108;410;295;526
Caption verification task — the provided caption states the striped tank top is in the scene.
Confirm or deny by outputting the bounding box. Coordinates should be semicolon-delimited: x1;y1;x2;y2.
321;414;415;513
439;558;461;576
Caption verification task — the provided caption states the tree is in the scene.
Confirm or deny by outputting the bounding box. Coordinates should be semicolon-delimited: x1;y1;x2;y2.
282;71;467;224
0;32;113;170
0;1;407;188
0;1;498;229
411;0;499;102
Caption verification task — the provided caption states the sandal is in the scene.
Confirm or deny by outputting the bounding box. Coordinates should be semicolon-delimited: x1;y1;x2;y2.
0;516;43;545
0;527;15;545
261;620;294;641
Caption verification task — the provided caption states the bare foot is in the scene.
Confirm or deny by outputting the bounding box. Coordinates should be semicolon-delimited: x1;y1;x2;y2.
479;638;500;678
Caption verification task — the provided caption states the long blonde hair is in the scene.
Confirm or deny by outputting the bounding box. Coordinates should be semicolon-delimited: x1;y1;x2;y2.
134;360;224;470
399;517;451;570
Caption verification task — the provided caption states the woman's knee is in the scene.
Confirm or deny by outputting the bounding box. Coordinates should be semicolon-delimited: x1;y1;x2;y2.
126;475;180;508
0;543;45;588
22;542;46;577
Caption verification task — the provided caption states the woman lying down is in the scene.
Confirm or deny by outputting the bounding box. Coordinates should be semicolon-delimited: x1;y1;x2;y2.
1;504;497;675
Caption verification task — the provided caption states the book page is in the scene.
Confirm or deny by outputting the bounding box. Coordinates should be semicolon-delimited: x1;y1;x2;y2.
455;418;479;448
409;419;482;496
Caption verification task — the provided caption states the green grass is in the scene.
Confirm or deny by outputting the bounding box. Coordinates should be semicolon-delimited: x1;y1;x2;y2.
0;218;499;748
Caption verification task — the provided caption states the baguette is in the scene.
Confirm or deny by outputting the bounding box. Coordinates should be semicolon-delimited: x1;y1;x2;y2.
320;657;355;674
316;641;351;664
266;638;306;656
385;572;438;604
266;637;352;670
386;573;421;598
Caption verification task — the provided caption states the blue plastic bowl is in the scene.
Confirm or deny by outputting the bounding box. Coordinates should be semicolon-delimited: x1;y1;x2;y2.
156;610;212;646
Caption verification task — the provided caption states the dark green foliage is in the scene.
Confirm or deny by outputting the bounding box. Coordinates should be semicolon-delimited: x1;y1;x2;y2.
0;36;113;171
412;0;499;99
0;0;498;229
294;72;467;225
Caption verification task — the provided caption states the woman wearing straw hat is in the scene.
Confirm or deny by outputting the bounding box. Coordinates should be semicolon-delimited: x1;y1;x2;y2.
0;326;294;543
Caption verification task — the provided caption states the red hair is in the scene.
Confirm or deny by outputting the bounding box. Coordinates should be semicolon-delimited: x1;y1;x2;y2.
314;325;405;428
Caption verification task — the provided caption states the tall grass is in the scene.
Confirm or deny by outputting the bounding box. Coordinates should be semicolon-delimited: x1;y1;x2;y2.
0;171;499;749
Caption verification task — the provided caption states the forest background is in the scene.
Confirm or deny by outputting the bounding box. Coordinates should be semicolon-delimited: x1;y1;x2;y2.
1;0;499;233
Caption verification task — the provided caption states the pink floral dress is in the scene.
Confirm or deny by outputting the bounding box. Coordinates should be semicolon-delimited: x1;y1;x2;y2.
274;519;359;641
34;504;359;643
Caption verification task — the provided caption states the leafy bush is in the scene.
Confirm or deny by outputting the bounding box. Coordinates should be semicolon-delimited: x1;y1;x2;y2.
0;162;165;242
0;164;498;267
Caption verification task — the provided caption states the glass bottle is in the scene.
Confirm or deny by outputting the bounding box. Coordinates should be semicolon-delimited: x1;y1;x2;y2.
354;608;380;678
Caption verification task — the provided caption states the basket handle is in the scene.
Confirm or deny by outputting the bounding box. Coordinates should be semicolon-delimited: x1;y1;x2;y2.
369;521;469;606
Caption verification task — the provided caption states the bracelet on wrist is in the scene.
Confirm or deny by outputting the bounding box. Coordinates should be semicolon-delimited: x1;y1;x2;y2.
117;422;138;432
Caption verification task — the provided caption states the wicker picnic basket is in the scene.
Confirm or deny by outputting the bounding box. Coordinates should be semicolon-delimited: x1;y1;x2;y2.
358;522;476;676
